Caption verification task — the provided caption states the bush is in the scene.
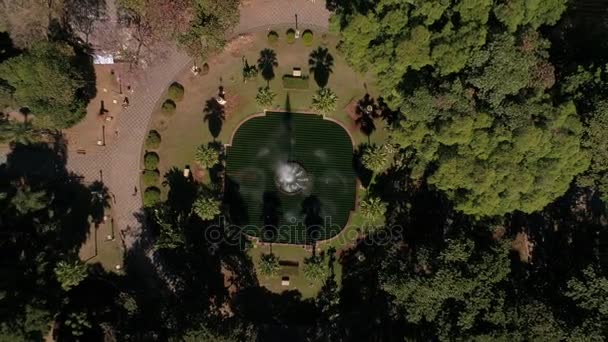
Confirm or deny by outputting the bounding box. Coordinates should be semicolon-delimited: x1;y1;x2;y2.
142;170;160;187
267;31;279;44
282;75;310;89
145;130;161;149
144;152;159;170
143;187;161;207
302;30;313;46
286;29;296;44
161;99;176;116
167;82;184;101
201;63;209;75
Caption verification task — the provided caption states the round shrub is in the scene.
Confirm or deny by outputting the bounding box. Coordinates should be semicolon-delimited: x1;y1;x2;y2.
302;30;313;46
167;82;184;101
143;187;161;207
202;63;209;75
145;130;161;149
286;29;295;44
161;99;176;116
267;31;278;44
142;170;160;187
144;152;159;170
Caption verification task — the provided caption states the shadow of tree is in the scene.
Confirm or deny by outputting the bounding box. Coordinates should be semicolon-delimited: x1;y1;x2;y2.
309;47;334;88
204;98;225;139
163;167;198;214
257;48;278;85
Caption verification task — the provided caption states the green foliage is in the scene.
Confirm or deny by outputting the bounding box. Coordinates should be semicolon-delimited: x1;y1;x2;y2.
142;170;160;187
333;0;568;108
242;59;258;82
192;196;221;221
145;130;162;149
177;0;240;58
167;82;185;101
11;186;49;215
54;261;88;291
195;144;219;168
359;196;387;223
0;41;86;128
302;30;313;46
302;255;329;281
312;87;338;114
361;145;389;173
143;187;161;207
161;99;176;116
493;0;567;32
143;152;160;170
258;253;280;277
153;206;186;249
255;86;276;107
565;266;608;316
63;311;91;337
267;31;278;44
383;237;511;340
282;75;309;89
286;28;296;44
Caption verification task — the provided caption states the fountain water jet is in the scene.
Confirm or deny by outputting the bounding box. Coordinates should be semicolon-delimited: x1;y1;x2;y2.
275;162;311;195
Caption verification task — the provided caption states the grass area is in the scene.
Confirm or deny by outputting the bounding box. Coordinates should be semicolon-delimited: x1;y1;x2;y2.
78;210;123;273
249;244;341;299
226;112;357;244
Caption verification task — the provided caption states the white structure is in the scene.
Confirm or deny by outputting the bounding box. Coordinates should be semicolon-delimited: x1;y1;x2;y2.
93;54;115;65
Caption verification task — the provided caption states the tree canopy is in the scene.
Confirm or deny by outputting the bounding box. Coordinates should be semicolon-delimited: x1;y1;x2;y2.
0;42;86;128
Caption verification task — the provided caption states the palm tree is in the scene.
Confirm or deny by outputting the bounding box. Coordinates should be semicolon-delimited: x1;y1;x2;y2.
255;86;276;107
312;88;338;114
361;144;389;173
308;47;334;88
54;260;88;291
195;145;219;168
359;196;387;223
193;196;221;221
257;48;278;84
258;253;280;277
302;255;329;281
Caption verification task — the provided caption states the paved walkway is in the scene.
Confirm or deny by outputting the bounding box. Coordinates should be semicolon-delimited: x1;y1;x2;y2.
64;0;331;249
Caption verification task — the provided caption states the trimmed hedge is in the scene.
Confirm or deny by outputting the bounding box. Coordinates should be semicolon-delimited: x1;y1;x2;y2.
267;31;278;44
145;130;161;149
143;187;161;207
142;170;160;187
302;30;313;46
286;29;295;44
161;99;176;116
144;152;159;170
282;75;310;89
167;82;184;101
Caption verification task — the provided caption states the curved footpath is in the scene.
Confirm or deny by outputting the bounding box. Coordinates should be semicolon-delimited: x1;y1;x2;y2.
65;0;331;249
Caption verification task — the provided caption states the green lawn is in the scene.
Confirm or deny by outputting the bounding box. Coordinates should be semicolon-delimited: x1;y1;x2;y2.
226;112;357;244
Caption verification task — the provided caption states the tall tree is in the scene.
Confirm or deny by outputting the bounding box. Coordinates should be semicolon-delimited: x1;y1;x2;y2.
0;41;86;128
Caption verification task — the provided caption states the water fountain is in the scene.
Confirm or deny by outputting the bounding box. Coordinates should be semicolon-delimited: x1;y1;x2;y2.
275;161;311;195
